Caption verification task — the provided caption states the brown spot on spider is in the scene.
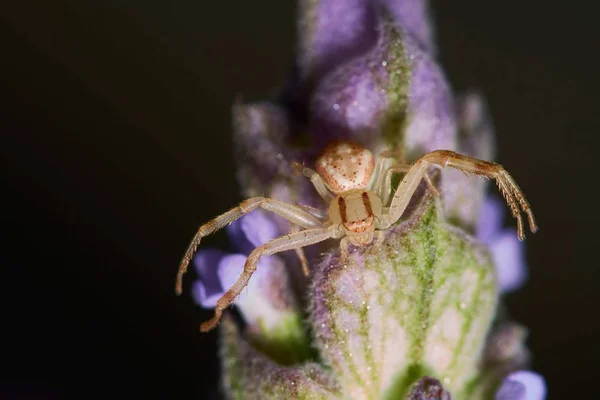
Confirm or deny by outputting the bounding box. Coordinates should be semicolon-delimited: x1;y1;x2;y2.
176;140;537;332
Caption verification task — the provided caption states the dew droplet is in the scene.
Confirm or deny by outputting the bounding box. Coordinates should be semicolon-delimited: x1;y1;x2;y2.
381;61;387;67
333;103;340;110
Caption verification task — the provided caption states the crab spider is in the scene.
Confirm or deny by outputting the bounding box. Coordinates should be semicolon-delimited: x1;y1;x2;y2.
176;141;537;332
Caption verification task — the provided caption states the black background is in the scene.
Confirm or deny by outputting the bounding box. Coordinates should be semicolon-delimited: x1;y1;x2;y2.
1;1;598;399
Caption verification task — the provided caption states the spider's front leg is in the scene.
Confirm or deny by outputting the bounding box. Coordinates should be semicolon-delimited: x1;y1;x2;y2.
372;149;439;205
379;164;441;205
200;226;341;332
378;150;538;240
175;197;323;295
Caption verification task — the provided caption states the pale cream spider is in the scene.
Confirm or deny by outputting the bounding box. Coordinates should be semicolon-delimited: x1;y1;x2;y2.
176;141;537;332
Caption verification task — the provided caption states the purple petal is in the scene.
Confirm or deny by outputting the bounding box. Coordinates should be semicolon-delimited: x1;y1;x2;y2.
214;252;286;305
240;210;280;247
477;196;505;244
226;210;281;254
193;249;226;293
192;249;228;308
192;280;222;308
216;254;250;299
490;230;527;293
381;0;436;55
216;253;283;303
215;253;300;329
496;371;546;400
297;0;378;81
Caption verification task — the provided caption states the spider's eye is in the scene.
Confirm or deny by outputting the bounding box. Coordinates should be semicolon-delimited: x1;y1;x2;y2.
315;141;375;193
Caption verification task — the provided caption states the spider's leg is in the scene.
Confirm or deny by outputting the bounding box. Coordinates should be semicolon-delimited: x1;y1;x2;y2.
302;167;334;203
200;226;338;332
290;224;310;276
370;153;396;200
379;164;410;205
296;203;329;221
379;150;537;240
378;164;441;206
176;197;323;295
423;172;441;197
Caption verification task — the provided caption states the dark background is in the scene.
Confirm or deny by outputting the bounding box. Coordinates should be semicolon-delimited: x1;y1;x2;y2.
1;1;597;399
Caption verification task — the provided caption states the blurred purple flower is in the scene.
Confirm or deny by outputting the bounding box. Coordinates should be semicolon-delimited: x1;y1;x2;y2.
477;195;528;293
496;371;547;400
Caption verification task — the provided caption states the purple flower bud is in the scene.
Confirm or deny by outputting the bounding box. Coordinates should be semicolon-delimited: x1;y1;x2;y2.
495;371;546;400
297;0;378;82
381;0;436;55
407;376;452;400
309;11;456;153
231;101;321;207
298;0;436;82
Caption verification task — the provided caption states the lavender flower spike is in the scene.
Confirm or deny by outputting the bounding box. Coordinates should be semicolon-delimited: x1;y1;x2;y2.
185;0;546;398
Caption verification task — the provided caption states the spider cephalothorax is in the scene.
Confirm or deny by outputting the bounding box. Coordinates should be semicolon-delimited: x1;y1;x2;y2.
176;140;537;332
